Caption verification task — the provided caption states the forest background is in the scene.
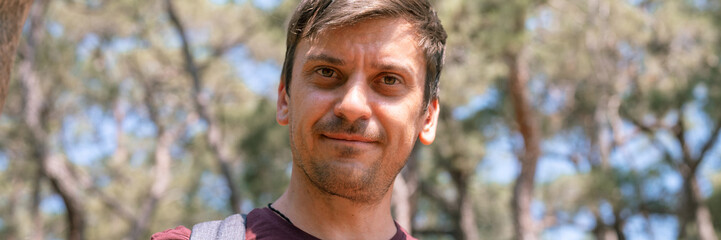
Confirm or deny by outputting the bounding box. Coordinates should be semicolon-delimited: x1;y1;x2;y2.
1;0;721;239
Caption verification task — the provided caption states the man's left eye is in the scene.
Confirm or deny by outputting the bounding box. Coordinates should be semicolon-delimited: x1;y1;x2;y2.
316;67;336;78
382;76;399;85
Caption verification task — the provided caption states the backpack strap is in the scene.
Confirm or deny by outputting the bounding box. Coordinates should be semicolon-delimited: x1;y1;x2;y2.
190;214;247;240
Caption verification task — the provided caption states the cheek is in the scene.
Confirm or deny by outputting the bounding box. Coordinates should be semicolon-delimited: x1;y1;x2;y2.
378;104;423;146
289;90;334;132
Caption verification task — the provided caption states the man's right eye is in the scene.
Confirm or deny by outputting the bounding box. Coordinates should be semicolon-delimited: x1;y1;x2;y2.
316;68;336;78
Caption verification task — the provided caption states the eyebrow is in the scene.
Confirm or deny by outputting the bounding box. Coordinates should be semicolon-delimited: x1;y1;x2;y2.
306;53;415;77
306;53;345;66
371;60;414;77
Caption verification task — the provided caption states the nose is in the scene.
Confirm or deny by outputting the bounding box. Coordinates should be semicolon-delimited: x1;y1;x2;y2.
334;79;371;122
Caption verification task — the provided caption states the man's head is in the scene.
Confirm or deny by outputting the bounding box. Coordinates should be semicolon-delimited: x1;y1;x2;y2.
280;0;447;108
276;0;446;203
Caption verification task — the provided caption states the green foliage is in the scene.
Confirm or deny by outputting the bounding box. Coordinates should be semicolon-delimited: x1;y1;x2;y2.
1;0;720;239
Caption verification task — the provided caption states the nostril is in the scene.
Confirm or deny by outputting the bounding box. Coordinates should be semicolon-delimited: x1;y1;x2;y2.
334;88;371;121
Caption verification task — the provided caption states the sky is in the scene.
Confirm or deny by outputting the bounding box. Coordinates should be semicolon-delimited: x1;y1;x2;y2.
15;0;721;239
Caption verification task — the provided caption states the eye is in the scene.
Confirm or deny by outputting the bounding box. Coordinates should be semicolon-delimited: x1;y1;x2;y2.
381;76;399;85
316;68;336;78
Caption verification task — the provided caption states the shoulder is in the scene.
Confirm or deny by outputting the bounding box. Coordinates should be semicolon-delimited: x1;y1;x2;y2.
151;225;191;240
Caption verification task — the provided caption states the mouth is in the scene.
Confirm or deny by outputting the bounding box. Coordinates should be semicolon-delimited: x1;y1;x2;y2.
321;133;377;144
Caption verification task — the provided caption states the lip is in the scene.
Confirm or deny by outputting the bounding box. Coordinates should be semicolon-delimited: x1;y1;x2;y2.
321;133;377;143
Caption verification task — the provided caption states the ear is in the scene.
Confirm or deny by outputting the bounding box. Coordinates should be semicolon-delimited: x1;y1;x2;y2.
276;79;290;126
418;98;439;145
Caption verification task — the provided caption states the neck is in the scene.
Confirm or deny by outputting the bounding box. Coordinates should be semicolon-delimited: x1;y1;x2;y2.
272;166;397;240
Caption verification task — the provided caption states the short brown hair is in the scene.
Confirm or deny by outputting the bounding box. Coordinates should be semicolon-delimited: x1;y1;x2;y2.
281;0;447;106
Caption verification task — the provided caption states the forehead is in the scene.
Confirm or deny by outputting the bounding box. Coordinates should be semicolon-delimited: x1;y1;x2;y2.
311;17;418;44
295;17;426;75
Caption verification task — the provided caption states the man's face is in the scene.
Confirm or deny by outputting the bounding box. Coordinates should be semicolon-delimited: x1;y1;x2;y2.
276;17;439;202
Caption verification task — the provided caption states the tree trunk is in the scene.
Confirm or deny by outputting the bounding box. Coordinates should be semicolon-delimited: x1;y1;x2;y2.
592;212;618;240
31;165;44;240
681;176;719;240
165;0;243;213
458;178;479;240
612;209;626;240
0;0;34;114
44;155;87;240
436;102;481;239
128;81;186;240
507;48;541;240
7;176;25;240
19;1;86;239
676;116;720;240
693;194;718;240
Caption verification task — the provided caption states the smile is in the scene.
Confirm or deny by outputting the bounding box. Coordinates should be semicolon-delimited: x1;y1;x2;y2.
321;133;377;144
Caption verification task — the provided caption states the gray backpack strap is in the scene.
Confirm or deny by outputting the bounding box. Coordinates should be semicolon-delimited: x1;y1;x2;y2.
190;214;247;240
190;220;221;239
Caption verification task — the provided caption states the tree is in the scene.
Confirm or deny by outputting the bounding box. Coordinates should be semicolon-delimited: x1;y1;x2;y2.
476;0;545;238
617;2;720;238
2;0;720;239
0;0;34;114
531;0;721;239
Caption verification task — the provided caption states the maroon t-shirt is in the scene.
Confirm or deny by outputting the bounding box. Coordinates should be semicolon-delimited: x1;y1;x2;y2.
151;207;417;240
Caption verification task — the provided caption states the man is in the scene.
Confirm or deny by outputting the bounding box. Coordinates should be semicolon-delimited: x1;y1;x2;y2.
153;0;446;239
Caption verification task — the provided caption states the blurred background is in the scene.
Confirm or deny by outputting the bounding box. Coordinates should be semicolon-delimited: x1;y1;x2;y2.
1;0;721;239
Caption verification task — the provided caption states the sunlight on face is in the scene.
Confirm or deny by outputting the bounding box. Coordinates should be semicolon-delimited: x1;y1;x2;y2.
276;17;439;202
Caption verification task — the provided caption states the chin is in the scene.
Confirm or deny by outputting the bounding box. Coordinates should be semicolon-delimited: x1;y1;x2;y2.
304;158;393;203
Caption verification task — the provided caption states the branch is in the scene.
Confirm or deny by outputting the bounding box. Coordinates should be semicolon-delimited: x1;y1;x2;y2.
623;113;656;135
621;108;686;170
86;184;135;222
674;109;694;166
650;138;681;169
165;0;242;213
197;29;256;73
692;117;721;173
121;52;196;238
166;0;200;94
110;98;131;173
129;78;169;239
